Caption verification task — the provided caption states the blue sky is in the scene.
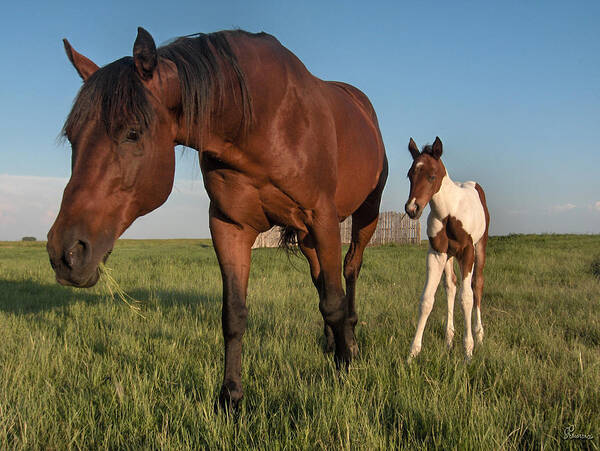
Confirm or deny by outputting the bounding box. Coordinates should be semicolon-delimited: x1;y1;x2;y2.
1;0;599;239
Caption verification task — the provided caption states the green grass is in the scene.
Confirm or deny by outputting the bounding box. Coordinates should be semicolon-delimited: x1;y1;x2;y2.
0;235;598;449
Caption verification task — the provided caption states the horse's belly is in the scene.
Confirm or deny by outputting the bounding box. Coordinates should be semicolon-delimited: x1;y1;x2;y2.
326;85;385;217
258;184;311;233
334;135;384;217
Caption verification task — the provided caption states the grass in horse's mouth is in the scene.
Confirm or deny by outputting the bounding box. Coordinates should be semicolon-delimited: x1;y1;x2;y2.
98;262;146;318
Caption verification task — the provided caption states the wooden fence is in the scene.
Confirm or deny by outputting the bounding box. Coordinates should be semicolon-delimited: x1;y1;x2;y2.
252;211;420;248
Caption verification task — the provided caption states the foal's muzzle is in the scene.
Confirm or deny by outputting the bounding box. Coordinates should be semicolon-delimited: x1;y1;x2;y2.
405;199;422;219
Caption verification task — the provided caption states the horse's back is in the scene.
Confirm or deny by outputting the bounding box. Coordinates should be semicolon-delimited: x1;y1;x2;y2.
457;181;489;245
229;31;386;219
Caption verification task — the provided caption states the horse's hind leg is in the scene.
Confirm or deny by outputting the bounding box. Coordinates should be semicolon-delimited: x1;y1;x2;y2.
472;239;487;345
343;155;388;345
298;232;335;353
443;257;457;349
342;198;383;355
309;201;355;367
458;245;475;359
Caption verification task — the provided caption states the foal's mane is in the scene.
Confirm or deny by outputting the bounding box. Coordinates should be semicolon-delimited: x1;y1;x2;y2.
63;30;254;144
421;144;434;156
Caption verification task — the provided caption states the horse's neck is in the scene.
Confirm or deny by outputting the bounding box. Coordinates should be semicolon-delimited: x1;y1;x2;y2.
429;172;460;219
168;58;250;150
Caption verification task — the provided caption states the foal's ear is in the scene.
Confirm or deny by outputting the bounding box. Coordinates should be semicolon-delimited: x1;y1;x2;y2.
133;27;158;80
432;136;443;159
408;138;420;160
63;39;99;81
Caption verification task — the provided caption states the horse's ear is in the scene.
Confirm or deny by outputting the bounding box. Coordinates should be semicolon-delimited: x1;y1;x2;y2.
408;138;420;160
432;136;443;159
63;39;99;81
133;27;157;80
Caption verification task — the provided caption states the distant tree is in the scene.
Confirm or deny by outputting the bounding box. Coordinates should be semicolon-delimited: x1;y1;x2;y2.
22;236;37;242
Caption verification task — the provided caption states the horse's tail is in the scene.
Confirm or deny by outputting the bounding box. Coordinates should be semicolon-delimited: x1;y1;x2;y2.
278;226;299;255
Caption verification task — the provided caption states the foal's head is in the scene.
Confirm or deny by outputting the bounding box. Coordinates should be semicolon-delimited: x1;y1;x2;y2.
405;137;446;219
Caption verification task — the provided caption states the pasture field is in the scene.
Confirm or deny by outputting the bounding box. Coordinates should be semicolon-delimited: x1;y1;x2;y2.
0;235;598;449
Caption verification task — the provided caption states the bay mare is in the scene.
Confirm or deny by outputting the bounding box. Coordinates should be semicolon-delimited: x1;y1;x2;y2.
47;28;388;408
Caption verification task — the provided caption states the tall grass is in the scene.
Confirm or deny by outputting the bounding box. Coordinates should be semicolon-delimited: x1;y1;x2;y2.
0;235;598;449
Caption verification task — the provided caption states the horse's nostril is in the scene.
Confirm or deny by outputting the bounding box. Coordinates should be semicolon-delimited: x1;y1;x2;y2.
63;240;89;269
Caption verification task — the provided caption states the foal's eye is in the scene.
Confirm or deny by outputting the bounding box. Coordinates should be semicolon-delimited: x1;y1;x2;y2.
428;175;436;182
125;129;140;142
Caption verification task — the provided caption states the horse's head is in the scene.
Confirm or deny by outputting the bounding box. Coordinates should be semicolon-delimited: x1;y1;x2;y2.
48;28;179;287
405;137;446;220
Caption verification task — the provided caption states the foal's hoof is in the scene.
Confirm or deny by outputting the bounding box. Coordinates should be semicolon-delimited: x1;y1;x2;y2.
216;383;243;413
464;347;474;363
475;328;484;344
445;329;455;349
406;353;417;364
408;344;421;361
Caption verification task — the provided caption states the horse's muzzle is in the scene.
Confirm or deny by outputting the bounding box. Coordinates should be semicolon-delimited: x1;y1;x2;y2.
47;232;108;288
405;199;422;220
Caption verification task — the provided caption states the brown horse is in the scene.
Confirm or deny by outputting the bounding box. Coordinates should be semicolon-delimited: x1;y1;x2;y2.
47;28;388;408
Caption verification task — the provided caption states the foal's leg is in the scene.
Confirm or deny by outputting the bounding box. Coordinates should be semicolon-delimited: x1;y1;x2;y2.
472;240;487;345
309;201;354;367
209;208;258;409
409;249;447;360
298;232;335;353
457;245;476;359
443;257;457;349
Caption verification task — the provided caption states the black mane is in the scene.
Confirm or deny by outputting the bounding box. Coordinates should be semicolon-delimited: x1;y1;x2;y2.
63;30;254;143
63;57;153;141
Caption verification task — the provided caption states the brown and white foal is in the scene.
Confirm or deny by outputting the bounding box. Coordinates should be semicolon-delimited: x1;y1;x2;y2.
405;137;490;360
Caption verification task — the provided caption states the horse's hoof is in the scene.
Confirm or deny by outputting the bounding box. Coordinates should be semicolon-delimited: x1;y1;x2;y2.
464;348;473;363
349;341;359;359
323;326;335;353
407;350;420;363
216;383;243;413
334;348;352;371
323;338;335;354
409;343;421;359
445;329;455;349
475;328;484;344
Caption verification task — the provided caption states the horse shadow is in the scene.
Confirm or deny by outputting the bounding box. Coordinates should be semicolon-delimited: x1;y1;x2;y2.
0;278;218;315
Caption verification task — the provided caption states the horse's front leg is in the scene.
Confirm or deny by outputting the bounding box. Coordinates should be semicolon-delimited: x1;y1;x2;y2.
408;248;447;361
209;208;258;410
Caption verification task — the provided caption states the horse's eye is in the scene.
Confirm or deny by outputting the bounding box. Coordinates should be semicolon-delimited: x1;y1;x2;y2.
126;129;139;142
428;175;436;182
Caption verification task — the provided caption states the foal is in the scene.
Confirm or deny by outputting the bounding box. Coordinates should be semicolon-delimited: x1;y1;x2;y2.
405;137;490;359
